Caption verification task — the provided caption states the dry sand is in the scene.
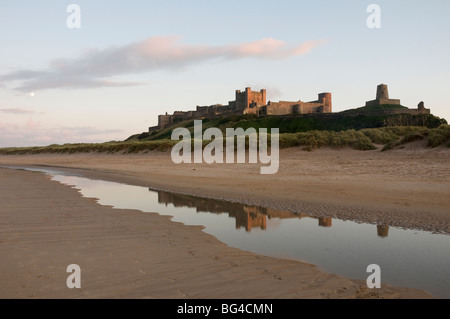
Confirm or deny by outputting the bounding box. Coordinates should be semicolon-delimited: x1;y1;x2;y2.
1;145;448;298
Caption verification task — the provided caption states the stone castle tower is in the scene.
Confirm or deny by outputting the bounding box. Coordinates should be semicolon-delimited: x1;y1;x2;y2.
376;84;389;100
235;87;267;110
318;92;332;113
366;83;401;106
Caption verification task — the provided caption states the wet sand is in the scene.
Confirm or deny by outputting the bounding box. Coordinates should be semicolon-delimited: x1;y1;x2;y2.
1;145;448;298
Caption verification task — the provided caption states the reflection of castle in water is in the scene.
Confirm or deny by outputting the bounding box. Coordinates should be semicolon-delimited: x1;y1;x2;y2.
155;189;270;231
377;225;389;238
152;188;334;232
151;188;389;236
318;217;332;227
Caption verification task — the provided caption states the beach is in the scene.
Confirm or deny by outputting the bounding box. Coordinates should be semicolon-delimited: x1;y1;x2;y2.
1;145;449;298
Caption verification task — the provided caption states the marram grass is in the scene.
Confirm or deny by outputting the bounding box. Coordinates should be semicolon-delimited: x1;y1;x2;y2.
1;125;449;155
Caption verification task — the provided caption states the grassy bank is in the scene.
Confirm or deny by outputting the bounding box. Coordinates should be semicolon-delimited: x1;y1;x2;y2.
132;112;447;143
1;125;449;155
0;140;177;155
278;125;450;151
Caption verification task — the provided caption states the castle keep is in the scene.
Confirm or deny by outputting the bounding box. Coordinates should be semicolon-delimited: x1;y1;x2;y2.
233;88;267;110
151;87;332;131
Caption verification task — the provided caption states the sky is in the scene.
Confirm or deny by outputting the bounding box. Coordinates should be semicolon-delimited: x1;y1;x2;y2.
0;0;449;147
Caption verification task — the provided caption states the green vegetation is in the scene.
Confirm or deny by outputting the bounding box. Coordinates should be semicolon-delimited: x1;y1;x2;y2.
427;124;450;148
1;125;449;155
0;140;177;155
120;112;447;152
129;112;446;144
278;130;376;151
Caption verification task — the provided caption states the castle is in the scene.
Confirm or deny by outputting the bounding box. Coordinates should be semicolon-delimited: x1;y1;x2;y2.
150;87;332;131
149;84;430;132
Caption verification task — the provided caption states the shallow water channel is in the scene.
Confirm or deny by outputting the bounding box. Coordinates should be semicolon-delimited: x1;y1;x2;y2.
9;166;450;298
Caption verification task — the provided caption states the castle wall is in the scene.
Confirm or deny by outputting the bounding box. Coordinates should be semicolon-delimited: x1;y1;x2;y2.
366;98;401;107
228;101;236;110
243;106;259;115
158;114;173;130
266;101;296;115
359;108;430;116
196;106;210;116
235;90;247;110
172;111;192;122
264;96;331;115
298;102;323;114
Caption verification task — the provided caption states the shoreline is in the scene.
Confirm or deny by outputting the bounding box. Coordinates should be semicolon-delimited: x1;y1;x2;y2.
0;166;436;298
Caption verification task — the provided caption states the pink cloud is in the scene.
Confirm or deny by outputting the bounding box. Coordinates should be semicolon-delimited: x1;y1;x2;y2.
230;38;326;59
0;36;328;92
292;39;329;55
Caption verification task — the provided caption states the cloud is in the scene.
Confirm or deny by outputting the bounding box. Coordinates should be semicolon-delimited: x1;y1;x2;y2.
0;108;38;114
0;36;327;92
228;38;325;59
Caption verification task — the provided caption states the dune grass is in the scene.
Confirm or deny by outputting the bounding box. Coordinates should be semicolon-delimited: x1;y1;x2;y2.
1;125;449;155
427;124;450;148
278;130;376;151
0;140;177;155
